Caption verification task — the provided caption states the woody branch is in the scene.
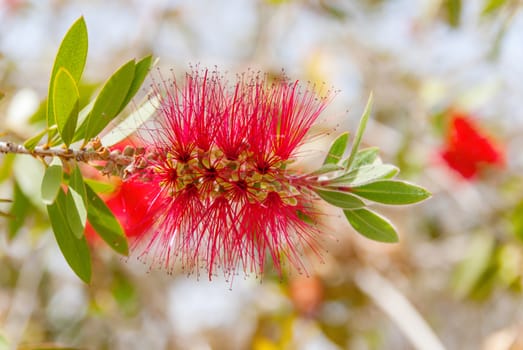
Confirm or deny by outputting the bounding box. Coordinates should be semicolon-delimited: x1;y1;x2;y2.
0;140;133;165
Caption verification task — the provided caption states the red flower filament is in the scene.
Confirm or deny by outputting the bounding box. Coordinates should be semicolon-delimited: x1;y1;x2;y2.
128;70;329;279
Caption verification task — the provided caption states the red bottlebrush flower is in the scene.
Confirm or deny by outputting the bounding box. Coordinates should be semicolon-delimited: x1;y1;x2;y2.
440;111;505;179
127;69;329;279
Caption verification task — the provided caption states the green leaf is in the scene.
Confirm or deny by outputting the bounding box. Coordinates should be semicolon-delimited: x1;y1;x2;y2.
100;96;157;147
8;182;31;240
68;164;88;238
351;180;431;205
69;164;87;204
120;55;153;110
345;147;380;170
47;188;91;283
23;128;48;150
83;178;117;194
78;81;100;109
315;188;365;209
41;161;63;205
345;92;373;169
64;186;87;240
80;60;136;142
75;99;96;132
85;184;128;255
53;67;80;146
328;164;398;187
308;163;344;177
445;0;461;27
323;132;349;165
344;208;398;243
47;17;88;128
482;0;507;15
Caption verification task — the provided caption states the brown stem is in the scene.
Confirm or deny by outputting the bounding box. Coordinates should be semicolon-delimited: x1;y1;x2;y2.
0;141;133;165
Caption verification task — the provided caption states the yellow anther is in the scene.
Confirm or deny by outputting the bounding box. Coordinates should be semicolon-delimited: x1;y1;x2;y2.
288;185;301;196
260;183;276;192
200;156;211;169
212;149;224;160
251;172;262;182
226;161;239;170
231;172;240;182
221;182;233;191
262;174;276;182
281;196;298;206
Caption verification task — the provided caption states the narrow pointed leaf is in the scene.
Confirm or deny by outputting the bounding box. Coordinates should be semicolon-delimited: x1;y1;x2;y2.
47;17;88;127
323;132;349;165
100;96;157;147
53;67;80;146
345;92;373;169
345;147;380;170
81;60;136;142
119;55;153;110
315;188;365;209
351;180;431;205
328;164;398;187
23;129;48;150
41;162;63;205
68;164;88;238
47;188;91;283
64;187;87;240
344;208;398;243
83;178;117;194
308;163;344;177
69;164;88;204
85;184;128;255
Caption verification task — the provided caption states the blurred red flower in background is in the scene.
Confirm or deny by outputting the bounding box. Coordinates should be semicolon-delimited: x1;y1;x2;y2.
440;111;505;179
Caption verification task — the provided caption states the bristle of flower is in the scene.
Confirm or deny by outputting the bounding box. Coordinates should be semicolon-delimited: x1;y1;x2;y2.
130;68;328;280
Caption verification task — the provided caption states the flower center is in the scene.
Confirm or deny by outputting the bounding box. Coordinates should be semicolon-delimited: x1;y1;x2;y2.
155;145;299;205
